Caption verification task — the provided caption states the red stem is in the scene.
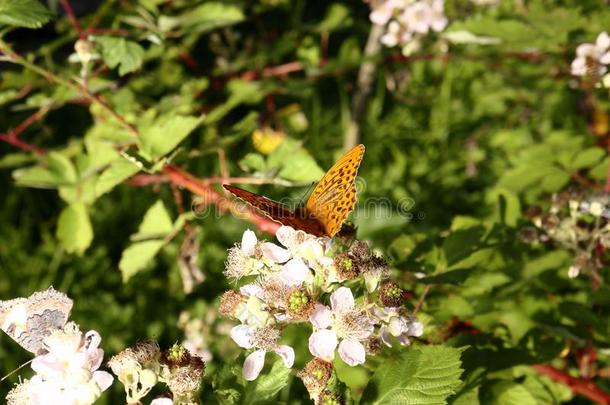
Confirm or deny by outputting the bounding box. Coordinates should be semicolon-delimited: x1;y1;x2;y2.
0;107;49;155
162;165;280;235
0;133;46;155
533;364;610;405
58;0;85;39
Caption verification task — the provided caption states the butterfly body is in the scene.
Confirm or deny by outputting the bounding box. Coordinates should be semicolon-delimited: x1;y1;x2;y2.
224;144;365;237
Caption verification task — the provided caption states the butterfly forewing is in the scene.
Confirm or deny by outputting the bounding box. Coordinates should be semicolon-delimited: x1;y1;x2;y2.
305;144;365;237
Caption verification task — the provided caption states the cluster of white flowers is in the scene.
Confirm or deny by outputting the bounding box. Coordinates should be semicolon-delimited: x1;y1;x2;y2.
6;322;113;405
367;0;448;55
221;226;423;400
571;32;610;86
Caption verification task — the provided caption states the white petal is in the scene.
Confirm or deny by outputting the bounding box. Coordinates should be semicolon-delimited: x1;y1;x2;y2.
274;345;295;368
279;258;310;286
230;324;255;349
243;349;266;381
240;283;262;297
308;329;338;361
309;304;333;329
571;58;587;76
597;32;610;50
241;230;257;256
261;242;291;263
600;51;610;65
407;320;424;337
84;330;101;351
380;327;393;347
276;226;296;248
338;338;366;366
92;370;114;391
398;334;412;346
151;399;174;405
330;287;355;312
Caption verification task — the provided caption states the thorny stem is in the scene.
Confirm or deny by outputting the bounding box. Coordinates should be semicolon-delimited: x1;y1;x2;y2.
533;364;610;405
58;0;85;39
162;165;280;235
0;106;50;155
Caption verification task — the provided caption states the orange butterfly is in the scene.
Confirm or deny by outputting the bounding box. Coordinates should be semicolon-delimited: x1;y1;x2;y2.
224;144;365;237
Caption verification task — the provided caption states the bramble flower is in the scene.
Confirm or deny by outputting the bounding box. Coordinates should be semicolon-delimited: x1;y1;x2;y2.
108;340;161;404
7;322;113;405
160;344;205;404
571;32;610;78
222;226;424;383
297;358;334;403
367;0;448;55
230;325;295;380
373;307;423;347
308;287;374;366
110;341;205;405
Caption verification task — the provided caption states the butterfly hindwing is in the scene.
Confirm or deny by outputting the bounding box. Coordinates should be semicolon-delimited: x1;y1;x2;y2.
223;185;326;236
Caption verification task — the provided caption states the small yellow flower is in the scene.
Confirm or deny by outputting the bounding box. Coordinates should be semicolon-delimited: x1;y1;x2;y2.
252;127;286;155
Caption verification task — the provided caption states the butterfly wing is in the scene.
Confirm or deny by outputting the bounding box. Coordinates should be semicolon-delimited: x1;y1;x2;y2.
223;185;326;236
305;144;365;237
0;287;72;354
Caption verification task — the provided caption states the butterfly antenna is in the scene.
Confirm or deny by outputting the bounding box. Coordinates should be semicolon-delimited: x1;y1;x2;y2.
1;359;33;382
298;182;316;207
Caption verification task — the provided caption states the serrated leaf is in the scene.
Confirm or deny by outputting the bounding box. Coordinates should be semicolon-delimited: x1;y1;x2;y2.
139;114;202;160
243;360;291;405
0;0;52;28
96;36;145;76
95;158;140;198
119;240;165;282
56;202;93;255
361;346;465;405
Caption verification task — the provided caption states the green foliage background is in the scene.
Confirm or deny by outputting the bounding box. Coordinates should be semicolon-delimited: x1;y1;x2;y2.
1;0;610;403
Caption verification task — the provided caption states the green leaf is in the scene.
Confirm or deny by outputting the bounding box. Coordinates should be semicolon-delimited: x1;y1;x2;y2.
243;359;291;405
361;346;465;405
56;202;93;255
443;226;486;267
119;240;165;282
133;200;173;240
96;36;145;76
95;158;140;198
480;381;537;405
0;0;52;28
316;3;352;32
267;140;325;182
179;2;244;32
139;114;202;160
568;147;606;171
13;152;78;188
118;200;175;281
